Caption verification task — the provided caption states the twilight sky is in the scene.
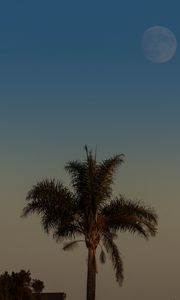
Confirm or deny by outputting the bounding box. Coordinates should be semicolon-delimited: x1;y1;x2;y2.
0;1;180;300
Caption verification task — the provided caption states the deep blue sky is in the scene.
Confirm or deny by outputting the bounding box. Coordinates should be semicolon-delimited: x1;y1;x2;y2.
0;0;179;152
0;1;180;300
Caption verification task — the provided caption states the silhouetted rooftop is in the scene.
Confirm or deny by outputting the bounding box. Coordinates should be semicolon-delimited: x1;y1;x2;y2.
33;292;66;300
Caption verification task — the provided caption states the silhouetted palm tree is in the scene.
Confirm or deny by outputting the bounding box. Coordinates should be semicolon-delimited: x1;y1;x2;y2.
22;147;158;300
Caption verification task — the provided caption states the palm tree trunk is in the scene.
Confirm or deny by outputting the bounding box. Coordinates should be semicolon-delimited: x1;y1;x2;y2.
86;248;96;300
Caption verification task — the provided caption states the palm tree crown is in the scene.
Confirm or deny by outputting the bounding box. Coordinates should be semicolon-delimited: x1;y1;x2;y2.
22;146;158;300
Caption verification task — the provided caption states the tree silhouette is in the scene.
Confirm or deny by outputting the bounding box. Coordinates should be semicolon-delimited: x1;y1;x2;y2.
31;279;44;293
22;147;158;300
0;270;44;300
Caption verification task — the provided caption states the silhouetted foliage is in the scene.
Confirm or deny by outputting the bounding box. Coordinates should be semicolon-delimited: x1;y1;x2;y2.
0;270;44;300
22;146;158;300
31;279;44;293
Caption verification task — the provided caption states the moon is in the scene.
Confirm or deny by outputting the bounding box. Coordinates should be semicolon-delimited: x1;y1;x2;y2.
142;26;177;63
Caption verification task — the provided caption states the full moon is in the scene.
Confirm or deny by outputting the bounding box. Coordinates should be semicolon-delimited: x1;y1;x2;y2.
142;26;177;63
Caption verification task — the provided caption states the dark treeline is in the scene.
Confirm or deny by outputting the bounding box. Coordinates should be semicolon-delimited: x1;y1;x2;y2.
0;270;44;300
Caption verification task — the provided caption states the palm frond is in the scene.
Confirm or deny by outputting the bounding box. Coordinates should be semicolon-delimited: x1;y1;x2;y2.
103;195;157;223
65;148;97;216
102;231;123;285
95;154;124;206
65;161;90;206
99;248;106;264
102;195;158;239
65;149;124;216
22;179;74;214
51;224;79;240
63;240;84;251
21;179;81;237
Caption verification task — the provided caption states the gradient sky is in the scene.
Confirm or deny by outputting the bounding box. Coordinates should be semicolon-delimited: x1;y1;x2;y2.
0;1;180;300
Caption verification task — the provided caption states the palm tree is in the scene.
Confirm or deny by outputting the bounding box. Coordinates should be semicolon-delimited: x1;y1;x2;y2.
22;146;158;300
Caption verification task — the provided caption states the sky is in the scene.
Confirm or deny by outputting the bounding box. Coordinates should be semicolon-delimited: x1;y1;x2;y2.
0;0;180;299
